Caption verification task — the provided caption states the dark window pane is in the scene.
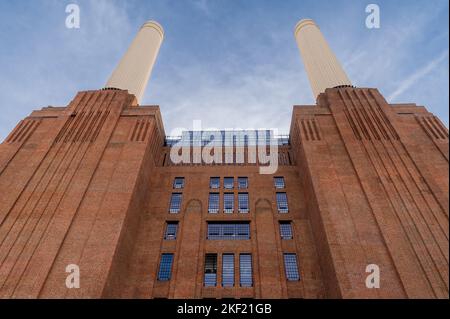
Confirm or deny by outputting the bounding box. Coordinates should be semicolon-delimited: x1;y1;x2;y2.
238;177;248;189
158;254;174;281
280;221;293;240
276;192;288;213
210;177;220;189
204;254;217;287
224;193;234;213
240;254;253;287
173;177;185;189
238;193;249;213
207;223;250;240
208;193;220;213
169;193;182;213
274;177;285;189
164;222;178;240
222;254;234;287
284;253;300;281
224;177;234;189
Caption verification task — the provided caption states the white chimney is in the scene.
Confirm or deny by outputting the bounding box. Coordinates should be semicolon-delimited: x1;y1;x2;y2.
294;19;352;99
105;21;164;104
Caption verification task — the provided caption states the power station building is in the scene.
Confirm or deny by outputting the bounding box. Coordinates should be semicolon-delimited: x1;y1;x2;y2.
0;19;448;299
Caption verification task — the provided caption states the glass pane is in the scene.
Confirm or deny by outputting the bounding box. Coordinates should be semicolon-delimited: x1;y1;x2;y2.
240;254;253;287
165;222;178;240
210;177;220;189
158;254;174;281
222;254;234;287
169;193;182;213
238;193;249;213
274;177;285;189
224;193;234;213
173;177;185;189
238;177;248;189
284;254;300;281
280;222;293;240
204;254;217;287
276;193;288;213
224;177;234;189
208;193;220;213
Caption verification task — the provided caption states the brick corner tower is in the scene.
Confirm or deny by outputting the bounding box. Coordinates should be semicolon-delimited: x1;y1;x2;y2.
290;19;449;298
0;20;166;298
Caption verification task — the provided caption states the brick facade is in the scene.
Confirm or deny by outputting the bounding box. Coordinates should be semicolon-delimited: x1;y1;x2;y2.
0;87;448;299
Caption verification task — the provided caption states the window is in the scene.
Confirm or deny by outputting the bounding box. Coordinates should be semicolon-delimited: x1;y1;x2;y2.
238;177;248;189
284;253;300;281
173;177;185;189
207;222;250;240
210;177;220;189
208;193;220;213
224;177;234;189
204;254;217;287
274;177;285;189
238;193;249;213
224;193;234;213
158;253;174;281
164;222;178;240
239;254;253;287
276;192;289;213
169;193;182;213
222;254;234;287
280;221;293;240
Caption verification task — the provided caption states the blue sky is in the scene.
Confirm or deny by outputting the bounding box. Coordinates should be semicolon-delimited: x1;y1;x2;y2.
0;0;448;140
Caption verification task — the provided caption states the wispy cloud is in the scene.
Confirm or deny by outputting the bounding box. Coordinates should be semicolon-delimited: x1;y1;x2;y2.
192;0;211;16
388;50;449;101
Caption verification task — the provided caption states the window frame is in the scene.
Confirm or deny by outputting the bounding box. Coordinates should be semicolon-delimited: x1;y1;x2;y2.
173;177;185;189
169;193;182;213
208;192;220;213
223;192;234;213
274;176;286;189
283;253;300;281
279;221;293;240
210;177;220;189
239;254;253;287
276;192;289;213
238;192;249;213
204;253;218;287
164;221;179;240
207;222;250;240
238;177;248;189
157;253;174;281
224;177;234;189
222;254;235;287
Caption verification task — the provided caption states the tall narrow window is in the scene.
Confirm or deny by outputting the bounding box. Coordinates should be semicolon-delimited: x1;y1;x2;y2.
158;253;174;281
222;254;234;287
224;193;234;213
164;222;178;240
239;254;253;287
204;254;217;287
210;177;220;189
208;193;220;213
169;193;182;213
274;177;285;189
238;193;249;213
173;177;185;189
224;177;234;189
238;177;248;189
284;253;300;281
276;192;289;213
279;221;293;240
